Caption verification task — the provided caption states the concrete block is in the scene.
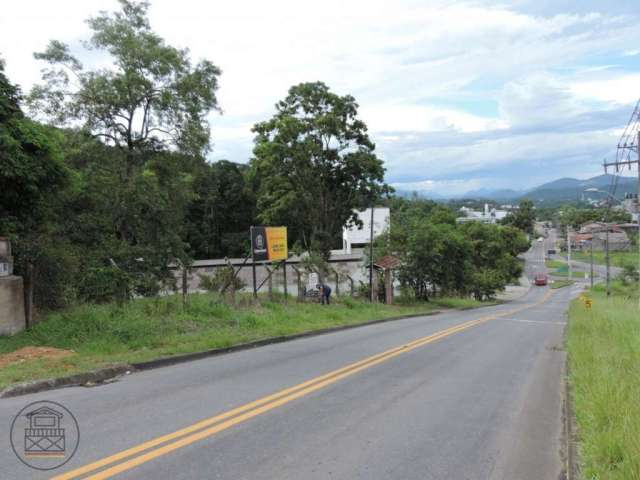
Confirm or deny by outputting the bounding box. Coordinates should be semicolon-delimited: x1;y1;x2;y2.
0;276;26;336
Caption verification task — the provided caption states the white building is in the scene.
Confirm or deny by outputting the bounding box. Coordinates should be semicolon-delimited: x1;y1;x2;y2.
340;207;390;254
456;204;509;224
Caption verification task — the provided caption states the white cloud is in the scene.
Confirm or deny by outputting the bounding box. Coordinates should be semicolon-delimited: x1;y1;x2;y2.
569;74;640;105
1;0;639;193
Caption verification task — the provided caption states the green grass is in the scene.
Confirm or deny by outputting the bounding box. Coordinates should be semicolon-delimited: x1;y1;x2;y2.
550;280;574;289
0;293;492;391
552;270;589;278
545;259;591;278
572;251;639;269
567;281;640;479
546;259;567;269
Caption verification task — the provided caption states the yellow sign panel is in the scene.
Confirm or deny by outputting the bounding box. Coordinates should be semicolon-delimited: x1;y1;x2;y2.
266;227;288;261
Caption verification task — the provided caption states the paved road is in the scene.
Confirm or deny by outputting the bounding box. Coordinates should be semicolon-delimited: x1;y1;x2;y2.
545;227;622;280
0;239;580;480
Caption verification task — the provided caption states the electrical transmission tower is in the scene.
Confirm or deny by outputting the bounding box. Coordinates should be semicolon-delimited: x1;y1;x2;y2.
603;98;640;305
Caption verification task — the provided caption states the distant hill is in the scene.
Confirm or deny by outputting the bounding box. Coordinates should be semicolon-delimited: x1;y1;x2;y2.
521;174;636;205
438;174;636;205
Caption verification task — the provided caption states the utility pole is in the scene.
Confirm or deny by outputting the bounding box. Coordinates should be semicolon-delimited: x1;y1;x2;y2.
603;100;640;307
567;226;572;281
369;206;375;302
590;239;594;289
605;229;611;297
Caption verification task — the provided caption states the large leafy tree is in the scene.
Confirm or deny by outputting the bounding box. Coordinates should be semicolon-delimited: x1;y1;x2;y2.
0;59;67;231
26;0;222;298
0;59;72;312
29;0;221;167
251;82;391;257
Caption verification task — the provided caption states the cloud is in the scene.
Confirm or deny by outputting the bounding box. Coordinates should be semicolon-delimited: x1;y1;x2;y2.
1;0;639;196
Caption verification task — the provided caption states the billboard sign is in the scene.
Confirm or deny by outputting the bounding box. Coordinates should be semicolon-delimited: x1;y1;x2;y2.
250;227;288;262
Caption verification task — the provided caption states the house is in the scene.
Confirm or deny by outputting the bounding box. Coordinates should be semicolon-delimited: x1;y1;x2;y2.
340;207;390;254
575;222;631;251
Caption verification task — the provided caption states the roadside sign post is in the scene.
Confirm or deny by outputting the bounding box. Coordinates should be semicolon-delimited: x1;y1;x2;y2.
282;260;288;303
250;226;288;301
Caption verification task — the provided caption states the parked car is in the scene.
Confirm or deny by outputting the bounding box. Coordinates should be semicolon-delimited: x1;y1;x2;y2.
547;249;556;255
534;273;548;286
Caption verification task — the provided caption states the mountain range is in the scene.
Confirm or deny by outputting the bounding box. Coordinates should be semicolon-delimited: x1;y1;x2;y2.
399;174;637;205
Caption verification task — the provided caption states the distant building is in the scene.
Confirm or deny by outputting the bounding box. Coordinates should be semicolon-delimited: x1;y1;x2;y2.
456;203;509;224
574;222;631;252
622;193;639;222
341;207;390;254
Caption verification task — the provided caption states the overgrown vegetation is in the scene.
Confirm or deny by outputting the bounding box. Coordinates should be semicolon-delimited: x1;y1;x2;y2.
374;197;530;301
0;294;490;390
567;282;640;479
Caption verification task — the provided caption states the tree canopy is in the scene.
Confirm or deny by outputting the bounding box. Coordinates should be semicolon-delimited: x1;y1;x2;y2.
501;199;535;235
251;81;391;257
29;0;221;164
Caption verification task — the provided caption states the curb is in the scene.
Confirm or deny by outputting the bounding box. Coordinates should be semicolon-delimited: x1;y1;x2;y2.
0;365;131;399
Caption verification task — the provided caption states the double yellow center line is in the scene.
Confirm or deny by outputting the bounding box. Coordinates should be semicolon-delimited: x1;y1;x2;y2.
52;291;553;480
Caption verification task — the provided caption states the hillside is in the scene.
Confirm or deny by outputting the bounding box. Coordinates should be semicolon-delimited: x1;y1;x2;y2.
433;174;637;205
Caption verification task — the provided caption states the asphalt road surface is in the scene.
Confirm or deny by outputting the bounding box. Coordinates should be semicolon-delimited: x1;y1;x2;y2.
0;238;581;480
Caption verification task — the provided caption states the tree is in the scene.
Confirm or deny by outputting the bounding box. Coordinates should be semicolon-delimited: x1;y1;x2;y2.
29;0;221;166
26;0;222;299
501;199;535;235
186;161;256;259
0;59;72;313
398;221;471;300
558;205;631;230
251;82;391;257
460;222;527;300
0;59;67;231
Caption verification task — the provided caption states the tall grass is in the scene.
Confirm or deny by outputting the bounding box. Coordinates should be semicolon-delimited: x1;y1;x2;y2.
567;282;640;479
0;294;488;390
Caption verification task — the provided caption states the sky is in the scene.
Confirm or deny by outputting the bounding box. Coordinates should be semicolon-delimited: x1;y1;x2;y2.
1;0;639;197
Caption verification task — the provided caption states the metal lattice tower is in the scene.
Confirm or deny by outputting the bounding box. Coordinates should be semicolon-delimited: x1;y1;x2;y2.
606;98;640;173
602;98;640;306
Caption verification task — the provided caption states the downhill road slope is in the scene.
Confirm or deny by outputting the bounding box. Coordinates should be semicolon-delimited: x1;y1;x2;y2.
0;239;579;480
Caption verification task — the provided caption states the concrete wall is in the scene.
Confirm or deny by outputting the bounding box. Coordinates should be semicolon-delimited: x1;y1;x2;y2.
174;257;372;298
0;276;26;336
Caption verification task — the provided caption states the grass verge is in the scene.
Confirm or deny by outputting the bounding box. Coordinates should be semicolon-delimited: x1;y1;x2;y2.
572;251;638;269
551;280;574;289
567;281;640;479
0;293;491;391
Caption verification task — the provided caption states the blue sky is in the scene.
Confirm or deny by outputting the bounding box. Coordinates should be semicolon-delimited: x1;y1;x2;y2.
1;0;639;196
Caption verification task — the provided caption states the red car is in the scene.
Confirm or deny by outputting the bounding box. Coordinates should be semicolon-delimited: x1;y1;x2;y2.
534;273;548;286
